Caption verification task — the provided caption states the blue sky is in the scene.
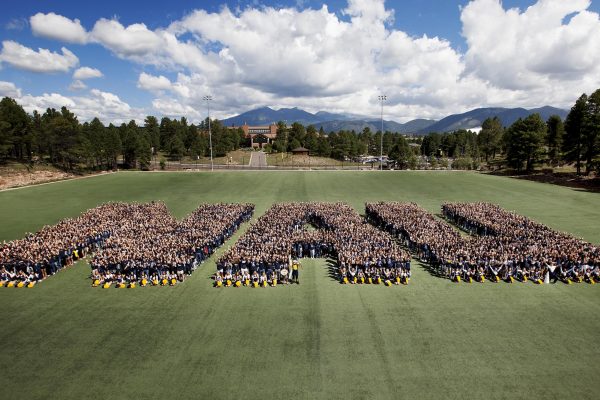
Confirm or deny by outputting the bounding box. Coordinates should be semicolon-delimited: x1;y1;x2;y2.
1;0;599;123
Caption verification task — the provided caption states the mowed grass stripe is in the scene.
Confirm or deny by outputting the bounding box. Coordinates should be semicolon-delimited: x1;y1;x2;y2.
0;171;599;400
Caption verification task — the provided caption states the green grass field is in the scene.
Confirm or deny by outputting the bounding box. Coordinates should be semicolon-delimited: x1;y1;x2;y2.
0;171;599;400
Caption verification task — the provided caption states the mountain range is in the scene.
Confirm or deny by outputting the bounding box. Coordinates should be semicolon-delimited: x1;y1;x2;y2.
220;105;568;135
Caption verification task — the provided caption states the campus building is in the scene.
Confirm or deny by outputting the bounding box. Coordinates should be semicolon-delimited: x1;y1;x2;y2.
229;123;278;148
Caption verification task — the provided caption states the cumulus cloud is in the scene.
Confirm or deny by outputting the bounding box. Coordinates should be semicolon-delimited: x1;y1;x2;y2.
91;18;163;57
461;0;600;93
73;66;103;80
30;12;89;44
69;80;87;91
19;92;76;111
3;80;141;123
0;41;79;73
151;98;202;119
17;0;600;122
0;81;22;98
24;91;141;123
142;1;476;120
137;72;173;92
73;89;139;122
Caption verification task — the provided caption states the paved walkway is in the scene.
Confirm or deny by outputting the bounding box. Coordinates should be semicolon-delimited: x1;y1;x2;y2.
249;151;267;167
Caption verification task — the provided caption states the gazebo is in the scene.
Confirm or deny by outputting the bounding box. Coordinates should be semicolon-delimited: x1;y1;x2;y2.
291;147;310;156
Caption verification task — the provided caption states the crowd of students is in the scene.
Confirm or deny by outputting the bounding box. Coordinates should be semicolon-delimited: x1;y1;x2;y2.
0;202;253;288
1;203;127;287
215;202;411;287
90;202;254;287
5;198;596;289
442;202;600;284
366;202;600;284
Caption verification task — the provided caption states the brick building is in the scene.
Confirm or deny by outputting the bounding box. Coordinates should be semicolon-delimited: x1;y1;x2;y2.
229;123;278;148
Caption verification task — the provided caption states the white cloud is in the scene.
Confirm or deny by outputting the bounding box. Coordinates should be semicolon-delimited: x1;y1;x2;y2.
0;81;22;98
91;18;163;57
137;72;173;92
72;89;139;122
30;12;89;44
151;1;477;120
69;80;87;91
19;92;76;111
73;66;103;80
0;41;79;73
343;0;394;24
6;81;142;124
461;0;600;94
151;98;201;119
14;1;600;122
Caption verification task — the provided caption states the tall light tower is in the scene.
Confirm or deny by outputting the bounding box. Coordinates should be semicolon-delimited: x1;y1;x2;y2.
378;94;387;171
203;95;213;172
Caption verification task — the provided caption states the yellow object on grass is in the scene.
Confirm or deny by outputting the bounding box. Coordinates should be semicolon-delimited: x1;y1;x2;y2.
7;281;15;288
27;282;35;288
17;282;25;288
129;282;136;288
103;282;111;289
92;279;100;287
118;283;126;289
171;278;177;286
235;280;241;287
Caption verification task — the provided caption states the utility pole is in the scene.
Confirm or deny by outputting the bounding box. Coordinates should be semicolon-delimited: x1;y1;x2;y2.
378;94;387;171
203;95;213;172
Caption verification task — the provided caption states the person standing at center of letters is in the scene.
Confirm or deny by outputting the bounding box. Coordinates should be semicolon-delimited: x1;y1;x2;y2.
291;259;301;284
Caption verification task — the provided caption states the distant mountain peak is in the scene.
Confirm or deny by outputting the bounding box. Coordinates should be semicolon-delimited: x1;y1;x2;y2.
220;105;568;135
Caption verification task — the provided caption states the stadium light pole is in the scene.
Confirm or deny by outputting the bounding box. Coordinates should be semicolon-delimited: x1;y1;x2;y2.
378;94;386;171
203;95;214;172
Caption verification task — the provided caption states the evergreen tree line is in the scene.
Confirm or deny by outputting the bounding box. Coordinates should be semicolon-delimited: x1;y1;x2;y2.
0;88;598;173
419;88;600;174
0;97;245;170
271;121;416;162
